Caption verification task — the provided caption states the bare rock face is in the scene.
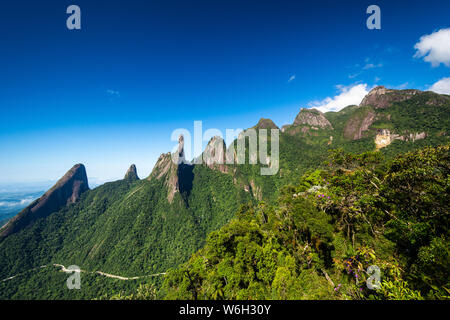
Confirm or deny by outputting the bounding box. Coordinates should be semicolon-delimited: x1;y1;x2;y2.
177;135;186;164
254;118;279;130
360;86;389;107
343;109;376;140
345;87;439;140
408;132;427;141
149;152;173;180
0;164;89;240
148;135;193;203
293;108;333;129
148;152;179;203
124;164;139;181
375;129;427;149
201;136;228;173
360;86;420;109
375;129;393;149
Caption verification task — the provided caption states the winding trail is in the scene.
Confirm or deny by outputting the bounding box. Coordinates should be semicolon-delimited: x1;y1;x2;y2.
1;264;166;283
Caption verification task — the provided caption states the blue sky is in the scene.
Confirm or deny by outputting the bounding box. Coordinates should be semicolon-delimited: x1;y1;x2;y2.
0;0;449;183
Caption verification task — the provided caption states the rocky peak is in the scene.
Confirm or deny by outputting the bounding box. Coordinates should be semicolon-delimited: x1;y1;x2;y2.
359;86;389;108
148;135;192;203
360;86;420;109
254;118;279;130
149;152;174;180
368;85;388;96
149;135;188;178
148;152;179;203
0;164;89;240
124;164;139;181
45;163;89;204
201;136;228;173
293;108;333;129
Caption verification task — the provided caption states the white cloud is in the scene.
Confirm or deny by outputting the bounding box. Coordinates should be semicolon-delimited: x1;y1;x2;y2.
287;75;296;83
348;58;382;79
107;89;120;97
414;28;450;67
0;197;33;208
20;198;33;206
348;72;361;79
429;77;450;95
363;63;383;70
308;84;369;113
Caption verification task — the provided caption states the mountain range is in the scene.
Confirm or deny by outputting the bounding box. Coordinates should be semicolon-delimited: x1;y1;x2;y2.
0;86;448;299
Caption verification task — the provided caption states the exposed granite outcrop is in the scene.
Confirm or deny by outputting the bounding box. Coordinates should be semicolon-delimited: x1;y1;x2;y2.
375;129;427;149
360;86;420;109
293;108;333;129
343;109;376;140
148;135;194;203
201;136;228;173
253;118;279;130
148;152;179;203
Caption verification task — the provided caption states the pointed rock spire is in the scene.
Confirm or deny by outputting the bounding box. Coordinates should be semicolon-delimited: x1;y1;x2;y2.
148;135;188;203
176;134;187;165
124;164;139;181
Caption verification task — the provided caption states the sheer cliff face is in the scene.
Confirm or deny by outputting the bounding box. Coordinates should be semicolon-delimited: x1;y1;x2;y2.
344;86;447;140
343;108;377;140
0;164;89;240
148;135;189;203
201;136;228;173
148;152;180;203
149;135;229;203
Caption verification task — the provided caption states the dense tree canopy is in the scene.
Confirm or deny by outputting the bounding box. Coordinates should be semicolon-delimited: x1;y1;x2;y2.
162;145;449;300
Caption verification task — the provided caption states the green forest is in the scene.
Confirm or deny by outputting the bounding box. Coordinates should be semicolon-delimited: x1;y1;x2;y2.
162;145;449;300
0;88;449;300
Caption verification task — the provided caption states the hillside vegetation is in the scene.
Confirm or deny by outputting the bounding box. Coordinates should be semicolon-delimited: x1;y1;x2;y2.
0;87;448;299
162;145;449;300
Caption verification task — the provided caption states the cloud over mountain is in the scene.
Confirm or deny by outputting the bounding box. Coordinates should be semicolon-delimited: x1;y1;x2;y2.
308;84;369;113
429;77;450;95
